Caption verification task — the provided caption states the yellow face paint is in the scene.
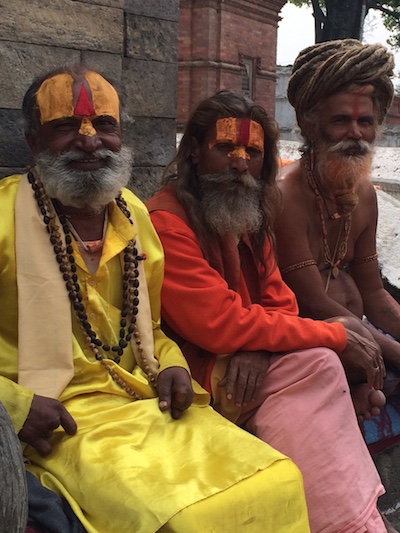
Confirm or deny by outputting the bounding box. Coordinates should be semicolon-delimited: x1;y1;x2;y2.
36;71;120;136
208;117;264;158
228;146;250;160
78;116;96;136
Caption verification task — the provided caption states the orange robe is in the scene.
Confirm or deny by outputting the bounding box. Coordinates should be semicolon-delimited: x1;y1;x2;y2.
147;184;347;396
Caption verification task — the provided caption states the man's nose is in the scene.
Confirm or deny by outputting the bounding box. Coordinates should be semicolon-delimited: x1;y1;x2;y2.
347;120;362;139
230;156;249;173
73;134;102;152
229;146;249;172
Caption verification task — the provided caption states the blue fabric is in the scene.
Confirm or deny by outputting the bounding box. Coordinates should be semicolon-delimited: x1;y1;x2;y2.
361;363;400;446
27;472;86;533
361;320;400;446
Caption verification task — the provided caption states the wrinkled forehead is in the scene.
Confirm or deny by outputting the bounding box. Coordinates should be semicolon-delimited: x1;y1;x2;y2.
36;71;120;124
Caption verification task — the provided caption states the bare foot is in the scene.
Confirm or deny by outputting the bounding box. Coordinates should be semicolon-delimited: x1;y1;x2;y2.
351;384;386;422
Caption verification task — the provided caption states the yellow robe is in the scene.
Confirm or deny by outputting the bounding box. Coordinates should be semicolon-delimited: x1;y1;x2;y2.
0;174;310;533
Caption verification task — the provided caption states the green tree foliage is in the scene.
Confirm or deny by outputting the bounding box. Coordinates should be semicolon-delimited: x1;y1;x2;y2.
288;0;400;46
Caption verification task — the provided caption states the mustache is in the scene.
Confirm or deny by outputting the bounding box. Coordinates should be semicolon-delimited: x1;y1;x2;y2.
327;139;373;157
198;171;260;189
57;148;121;167
35;146;133;210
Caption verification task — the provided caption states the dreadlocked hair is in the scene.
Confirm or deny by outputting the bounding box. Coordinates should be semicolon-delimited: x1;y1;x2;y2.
288;39;394;139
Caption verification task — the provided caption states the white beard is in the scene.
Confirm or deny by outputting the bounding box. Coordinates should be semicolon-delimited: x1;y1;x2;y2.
35;146;133;210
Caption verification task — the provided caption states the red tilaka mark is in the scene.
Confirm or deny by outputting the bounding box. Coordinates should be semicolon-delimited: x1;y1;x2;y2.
74;83;95;117
238;118;250;146
352;102;360;120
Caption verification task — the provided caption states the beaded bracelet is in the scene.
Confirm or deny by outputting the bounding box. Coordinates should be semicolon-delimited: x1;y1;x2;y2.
351;253;378;265
280;259;317;275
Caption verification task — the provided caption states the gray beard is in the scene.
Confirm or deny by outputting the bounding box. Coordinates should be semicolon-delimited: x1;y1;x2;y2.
314;138;374;194
35;146;133;210
197;171;263;237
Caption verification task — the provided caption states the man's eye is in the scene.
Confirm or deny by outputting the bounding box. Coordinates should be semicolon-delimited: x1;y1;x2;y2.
54;121;77;131
360;117;374;126
246;147;262;157
92;117;118;130
215;143;234;151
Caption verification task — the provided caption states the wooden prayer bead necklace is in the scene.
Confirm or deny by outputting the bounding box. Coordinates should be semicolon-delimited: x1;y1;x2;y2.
303;154;352;289
27;170;156;399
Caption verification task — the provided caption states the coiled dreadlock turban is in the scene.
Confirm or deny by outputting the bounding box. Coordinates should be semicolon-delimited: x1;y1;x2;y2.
288;39;395;127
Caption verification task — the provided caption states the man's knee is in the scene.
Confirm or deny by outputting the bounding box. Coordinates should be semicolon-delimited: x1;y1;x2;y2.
271;347;348;390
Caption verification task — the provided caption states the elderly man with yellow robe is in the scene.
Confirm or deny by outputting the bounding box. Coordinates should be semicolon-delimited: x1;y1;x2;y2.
0;67;310;533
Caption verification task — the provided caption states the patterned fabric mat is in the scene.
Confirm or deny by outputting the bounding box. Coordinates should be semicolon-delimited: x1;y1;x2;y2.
362;366;400;453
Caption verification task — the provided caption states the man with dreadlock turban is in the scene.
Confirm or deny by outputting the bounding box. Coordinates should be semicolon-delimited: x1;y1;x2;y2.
275;40;400;447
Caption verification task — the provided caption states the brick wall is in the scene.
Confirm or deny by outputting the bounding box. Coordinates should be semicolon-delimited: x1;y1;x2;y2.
177;0;286;129
0;0;180;200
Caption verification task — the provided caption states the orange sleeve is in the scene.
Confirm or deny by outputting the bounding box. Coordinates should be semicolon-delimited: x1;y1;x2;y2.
150;210;347;355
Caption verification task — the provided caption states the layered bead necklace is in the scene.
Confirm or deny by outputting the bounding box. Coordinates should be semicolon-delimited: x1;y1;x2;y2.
303;153;352;291
27;169;156;399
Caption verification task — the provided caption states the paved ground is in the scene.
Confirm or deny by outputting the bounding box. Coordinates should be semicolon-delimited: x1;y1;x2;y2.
374;446;400;529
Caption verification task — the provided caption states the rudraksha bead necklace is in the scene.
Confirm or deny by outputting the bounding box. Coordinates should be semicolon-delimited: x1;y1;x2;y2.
27;169;156;399
303;154;352;291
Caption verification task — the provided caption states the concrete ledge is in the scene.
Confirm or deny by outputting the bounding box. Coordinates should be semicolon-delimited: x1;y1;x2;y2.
375;444;400;529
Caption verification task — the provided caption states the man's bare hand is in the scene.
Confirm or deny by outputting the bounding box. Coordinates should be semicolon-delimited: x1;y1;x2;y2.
18;395;77;456
157;367;194;419
218;350;270;406
343;328;385;389
327;316;385;389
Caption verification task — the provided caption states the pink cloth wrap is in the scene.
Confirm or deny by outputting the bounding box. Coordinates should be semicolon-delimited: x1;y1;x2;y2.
238;347;386;533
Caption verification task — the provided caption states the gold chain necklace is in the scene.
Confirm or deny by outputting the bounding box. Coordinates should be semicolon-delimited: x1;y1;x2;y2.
303;154;352;289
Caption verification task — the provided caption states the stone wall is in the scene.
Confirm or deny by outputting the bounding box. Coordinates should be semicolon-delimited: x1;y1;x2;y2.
0;0;180;200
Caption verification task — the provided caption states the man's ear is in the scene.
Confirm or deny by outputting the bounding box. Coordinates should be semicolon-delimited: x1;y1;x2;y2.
191;137;200;165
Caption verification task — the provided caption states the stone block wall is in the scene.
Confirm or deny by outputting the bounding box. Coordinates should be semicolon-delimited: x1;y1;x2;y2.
0;0;180;200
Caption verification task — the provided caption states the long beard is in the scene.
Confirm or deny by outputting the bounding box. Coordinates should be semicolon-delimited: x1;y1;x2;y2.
197;171;263;237
314;139;373;215
35;146;133;210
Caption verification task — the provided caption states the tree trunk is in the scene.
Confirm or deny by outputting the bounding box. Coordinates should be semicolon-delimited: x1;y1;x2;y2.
0;402;28;533
319;0;366;41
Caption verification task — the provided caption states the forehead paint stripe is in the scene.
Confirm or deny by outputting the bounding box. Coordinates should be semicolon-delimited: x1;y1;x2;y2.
85;71;120;123
352;102;360;120
209;117;264;156
216;117;237;143
74;83;96;117
36;73;75;124
238;118;250;146
36;72;120;125
248;121;264;154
